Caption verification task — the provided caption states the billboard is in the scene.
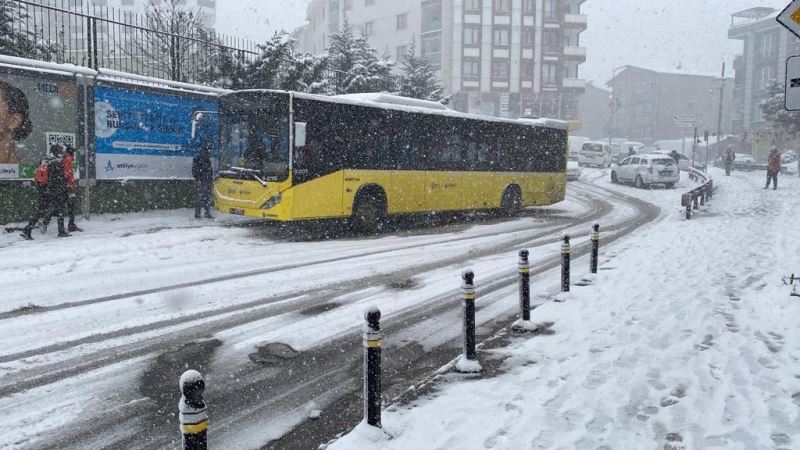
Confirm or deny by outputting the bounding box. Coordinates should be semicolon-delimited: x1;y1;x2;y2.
94;85;218;179
0;70;79;180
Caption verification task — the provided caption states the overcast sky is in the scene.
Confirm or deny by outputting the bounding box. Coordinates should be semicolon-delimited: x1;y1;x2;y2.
216;0;791;86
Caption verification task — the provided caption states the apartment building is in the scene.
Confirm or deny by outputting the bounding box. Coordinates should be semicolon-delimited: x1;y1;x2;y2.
299;0;587;121
728;7;800;135
607;66;732;144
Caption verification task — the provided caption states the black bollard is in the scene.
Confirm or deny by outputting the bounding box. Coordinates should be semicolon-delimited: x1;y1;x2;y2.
462;270;477;361
686;203;692;220
692;192;699;210
179;370;208;450
518;250;530;322
700;189;705;206
561;235;571;292
590;224;600;274
363;307;382;428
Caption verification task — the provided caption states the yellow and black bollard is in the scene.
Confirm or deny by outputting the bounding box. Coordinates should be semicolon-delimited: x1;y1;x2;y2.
179;370;208;450
590;224;600;274
561;235;571;292
363;307;382;428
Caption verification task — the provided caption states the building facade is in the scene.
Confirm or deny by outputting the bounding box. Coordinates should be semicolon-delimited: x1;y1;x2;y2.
575;81;609;139
728;7;800;136
299;0;587;121
607;66;732;145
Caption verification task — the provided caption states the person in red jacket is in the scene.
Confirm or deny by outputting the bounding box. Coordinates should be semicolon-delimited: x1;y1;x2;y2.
41;144;82;233
764;147;781;190
21;145;70;240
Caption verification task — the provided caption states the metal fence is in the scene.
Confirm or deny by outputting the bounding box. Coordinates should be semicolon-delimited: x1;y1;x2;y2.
4;0;259;84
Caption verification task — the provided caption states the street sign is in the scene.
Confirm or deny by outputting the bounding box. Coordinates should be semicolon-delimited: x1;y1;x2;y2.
786;55;800;111
673;115;696;128
777;0;800;39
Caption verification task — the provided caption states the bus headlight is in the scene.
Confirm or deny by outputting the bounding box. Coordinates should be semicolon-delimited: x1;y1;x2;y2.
260;193;282;210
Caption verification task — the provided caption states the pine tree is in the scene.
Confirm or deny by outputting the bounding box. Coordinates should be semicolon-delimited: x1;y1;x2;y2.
398;37;443;101
760;79;800;135
234;31;328;93
327;16;358;94
327;18;396;94
0;0;60;60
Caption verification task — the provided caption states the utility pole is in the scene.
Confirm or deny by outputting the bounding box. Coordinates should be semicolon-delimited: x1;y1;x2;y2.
716;62;726;160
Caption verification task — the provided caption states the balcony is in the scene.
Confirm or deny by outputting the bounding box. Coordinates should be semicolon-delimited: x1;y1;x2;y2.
562;46;587;61
562;78;586;91
563;14;588;29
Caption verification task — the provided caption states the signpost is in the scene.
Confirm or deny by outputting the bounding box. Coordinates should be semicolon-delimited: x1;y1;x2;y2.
778;2;800;111
673;115;696;128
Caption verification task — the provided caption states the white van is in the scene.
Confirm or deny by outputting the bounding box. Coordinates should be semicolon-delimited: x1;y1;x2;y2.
578;141;611;167
568;136;590;161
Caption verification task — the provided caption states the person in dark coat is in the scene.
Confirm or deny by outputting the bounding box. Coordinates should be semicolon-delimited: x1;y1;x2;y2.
192;144;214;219
723;147;736;176
41;144;82;233
21;145;70;240
764;147;781;190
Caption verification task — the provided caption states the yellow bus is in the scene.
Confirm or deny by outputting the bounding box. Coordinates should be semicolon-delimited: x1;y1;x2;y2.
209;90;568;232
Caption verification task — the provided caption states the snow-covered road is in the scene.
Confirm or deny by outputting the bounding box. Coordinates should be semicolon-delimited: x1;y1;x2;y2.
1;174;659;449
328;168;800;450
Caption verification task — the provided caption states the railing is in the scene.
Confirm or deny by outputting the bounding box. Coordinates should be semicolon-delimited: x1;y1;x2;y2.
682;167;714;220
4;0;259;84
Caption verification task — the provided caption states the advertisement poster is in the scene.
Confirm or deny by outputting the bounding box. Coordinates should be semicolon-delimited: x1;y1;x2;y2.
94;85;218;179
0;71;79;179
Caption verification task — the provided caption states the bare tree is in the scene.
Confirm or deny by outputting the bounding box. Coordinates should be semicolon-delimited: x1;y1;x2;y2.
120;0;216;82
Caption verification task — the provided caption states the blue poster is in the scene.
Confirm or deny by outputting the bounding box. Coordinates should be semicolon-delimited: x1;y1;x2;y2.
94;85;218;179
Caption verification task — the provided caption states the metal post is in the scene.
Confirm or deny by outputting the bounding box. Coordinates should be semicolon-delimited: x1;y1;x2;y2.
363;307;382;428
518;250;530;322
590;224;600;274
692;126;697;169
700;189;706;206
561;235;571;292
715;62;726;168
686;202;692;220
179;370;207;450
462;270;477;361
692;192;699;210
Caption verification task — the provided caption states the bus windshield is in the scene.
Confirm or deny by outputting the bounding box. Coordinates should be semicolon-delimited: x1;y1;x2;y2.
220;108;290;181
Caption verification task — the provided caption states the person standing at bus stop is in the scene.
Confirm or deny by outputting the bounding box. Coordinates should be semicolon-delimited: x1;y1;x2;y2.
192;143;214;219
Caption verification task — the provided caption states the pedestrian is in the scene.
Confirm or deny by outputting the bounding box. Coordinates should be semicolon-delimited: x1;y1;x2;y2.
723;146;735;176
669;149;681;166
20;145;70;240
627;146;636;157
192;143;214;219
764;147;781;190
41;144;82;233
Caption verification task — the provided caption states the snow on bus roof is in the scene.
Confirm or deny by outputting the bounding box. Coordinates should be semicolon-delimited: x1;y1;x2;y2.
232;89;567;131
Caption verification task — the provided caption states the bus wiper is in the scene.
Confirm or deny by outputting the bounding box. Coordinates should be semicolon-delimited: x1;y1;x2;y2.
230;166;268;186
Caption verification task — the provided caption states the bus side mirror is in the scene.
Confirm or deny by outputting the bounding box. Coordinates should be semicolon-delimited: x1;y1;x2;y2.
294;122;307;147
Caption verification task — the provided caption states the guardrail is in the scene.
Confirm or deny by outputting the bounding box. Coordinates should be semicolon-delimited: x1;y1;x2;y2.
682;168;714;220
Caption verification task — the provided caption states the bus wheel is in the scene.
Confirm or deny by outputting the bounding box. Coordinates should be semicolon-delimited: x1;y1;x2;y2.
352;191;387;234
501;186;522;217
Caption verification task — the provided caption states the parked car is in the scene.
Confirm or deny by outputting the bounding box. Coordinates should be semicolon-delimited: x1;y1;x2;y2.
781;150;797;164
578;141;611;168
651;150;691;171
733;153;756;171
610;154;680;189
568;136;590;161
566;160;581;181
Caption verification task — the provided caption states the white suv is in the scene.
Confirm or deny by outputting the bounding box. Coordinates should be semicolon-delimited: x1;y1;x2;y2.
578;141;610;168
611;154;680;189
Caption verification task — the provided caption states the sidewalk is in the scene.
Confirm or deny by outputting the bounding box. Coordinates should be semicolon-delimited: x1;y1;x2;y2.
327;169;800;450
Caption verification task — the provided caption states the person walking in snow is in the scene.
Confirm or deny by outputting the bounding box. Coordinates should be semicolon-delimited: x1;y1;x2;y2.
21;145;71;240
723;146;735;176
764;147;781;190
192;143;214;219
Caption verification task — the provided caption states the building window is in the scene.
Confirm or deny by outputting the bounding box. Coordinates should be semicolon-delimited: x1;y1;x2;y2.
121;0;134;5
760;33;775;58
494;0;511;13
492;60;509;78
365;0;374;5
396;13;407;30
523;0;535;13
542;63;558;84
463;59;480;77
493;28;509;46
522;27;534;46
543;0;557;19
396;45;408;62
363;21;374;36
543;30;559;53
344;0;353;10
758;65;774;89
464;27;481;45
522;61;534;78
465;0;481;11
